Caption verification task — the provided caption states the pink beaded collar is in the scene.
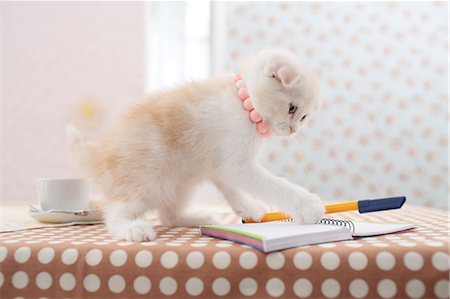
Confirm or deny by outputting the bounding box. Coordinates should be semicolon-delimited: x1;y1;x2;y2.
234;74;271;137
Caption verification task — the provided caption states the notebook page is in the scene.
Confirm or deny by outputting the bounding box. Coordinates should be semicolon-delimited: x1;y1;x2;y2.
352;222;417;237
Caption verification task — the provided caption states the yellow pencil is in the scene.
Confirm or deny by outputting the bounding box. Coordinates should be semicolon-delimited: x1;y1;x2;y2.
242;196;406;223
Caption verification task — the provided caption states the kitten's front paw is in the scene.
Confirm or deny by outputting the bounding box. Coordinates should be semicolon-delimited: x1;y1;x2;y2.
109;219;156;242
233;201;268;222
290;193;324;224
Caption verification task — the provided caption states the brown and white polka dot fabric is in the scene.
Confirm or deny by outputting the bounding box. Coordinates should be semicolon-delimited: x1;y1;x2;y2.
0;205;448;298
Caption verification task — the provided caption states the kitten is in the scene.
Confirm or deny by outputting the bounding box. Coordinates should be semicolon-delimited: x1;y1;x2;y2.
67;49;324;242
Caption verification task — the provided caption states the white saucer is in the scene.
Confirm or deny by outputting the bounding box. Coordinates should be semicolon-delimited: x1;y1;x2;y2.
28;208;104;224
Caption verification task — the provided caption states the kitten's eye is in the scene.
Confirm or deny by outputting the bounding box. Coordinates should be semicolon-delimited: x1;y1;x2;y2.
289;104;297;114
300;114;309;122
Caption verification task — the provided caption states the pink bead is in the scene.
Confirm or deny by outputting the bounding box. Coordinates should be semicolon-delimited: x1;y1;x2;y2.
234;74;242;82
249;110;262;123
235;79;245;89
257;120;269;134
260;130;271;137
238;87;249;100
243;98;254;111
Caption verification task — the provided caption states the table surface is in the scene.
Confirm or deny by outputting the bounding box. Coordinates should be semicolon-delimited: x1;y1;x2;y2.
0;204;449;299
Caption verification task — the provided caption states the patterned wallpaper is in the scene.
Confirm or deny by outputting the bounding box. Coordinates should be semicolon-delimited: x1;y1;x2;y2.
3;2;146;205
2;2;448;211
222;2;448;208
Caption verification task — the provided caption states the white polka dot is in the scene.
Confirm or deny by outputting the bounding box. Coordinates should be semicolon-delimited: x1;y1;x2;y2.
108;274;126;294
134;276;151;295
13;247;31;264
434;279;449;299
398;242;417;247
3;240;19;244
110;249;128;267
38;247;55;264
35;272;52;290
320;252;340;270
218;240;233;244
266;252;285;270
425;241;445;247
372;243;389;248
0;247;8;263
186;251;205;269
135;250;153;268
160;251;179;269
293;278;313;298
321;278;340;298
141;241;158;246
12;271;28;289
83;274;101;293
409;236;426;240
433;236;448;241
293;252;312;270
212;277;231;296
405;279;426;299
239;277;257;296
195;239;211;243
71;241;87;245
185;277;204;296
319;243;337;248
160;276;177;295
85;249;103;266
59;273;76;291
404;252;424;271
266;277;285;297
0;272;3;288
216;243;233;248
349;279;369;298
377;279;397;298
213;251;231;270
376;251;396;271
61;248;79;265
239;251;258;270
348;252;368;271
432;252;450;272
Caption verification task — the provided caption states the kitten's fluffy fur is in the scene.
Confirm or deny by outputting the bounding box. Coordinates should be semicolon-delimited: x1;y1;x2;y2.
68;49;324;242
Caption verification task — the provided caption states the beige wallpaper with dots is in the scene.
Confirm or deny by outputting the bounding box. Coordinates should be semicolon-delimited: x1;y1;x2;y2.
222;2;448;208
3;2;146;205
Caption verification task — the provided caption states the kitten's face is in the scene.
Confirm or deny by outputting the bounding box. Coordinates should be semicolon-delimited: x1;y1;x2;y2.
244;49;320;137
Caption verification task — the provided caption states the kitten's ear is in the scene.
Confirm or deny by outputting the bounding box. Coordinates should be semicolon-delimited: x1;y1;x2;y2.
264;63;300;88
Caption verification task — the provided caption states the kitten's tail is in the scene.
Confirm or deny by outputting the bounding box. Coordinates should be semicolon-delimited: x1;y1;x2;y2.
66;125;97;174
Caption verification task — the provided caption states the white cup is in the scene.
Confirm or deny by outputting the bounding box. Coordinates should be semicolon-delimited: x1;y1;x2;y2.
36;178;91;211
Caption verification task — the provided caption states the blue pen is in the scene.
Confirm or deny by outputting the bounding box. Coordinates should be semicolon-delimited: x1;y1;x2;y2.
325;196;406;214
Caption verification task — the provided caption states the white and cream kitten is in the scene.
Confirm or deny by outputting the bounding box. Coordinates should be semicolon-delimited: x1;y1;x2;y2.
68;49;324;242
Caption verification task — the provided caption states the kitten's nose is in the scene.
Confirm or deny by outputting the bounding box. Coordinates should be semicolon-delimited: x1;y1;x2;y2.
289;127;296;134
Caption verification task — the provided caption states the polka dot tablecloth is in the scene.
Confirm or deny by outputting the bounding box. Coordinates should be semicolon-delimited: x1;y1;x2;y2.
0;205;449;298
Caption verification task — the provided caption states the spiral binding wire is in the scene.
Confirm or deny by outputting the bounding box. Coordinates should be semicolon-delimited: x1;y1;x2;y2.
318;218;355;233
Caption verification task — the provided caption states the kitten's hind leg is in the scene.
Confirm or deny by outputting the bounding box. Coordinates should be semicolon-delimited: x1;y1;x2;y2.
159;207;222;227
104;200;155;242
158;183;222;227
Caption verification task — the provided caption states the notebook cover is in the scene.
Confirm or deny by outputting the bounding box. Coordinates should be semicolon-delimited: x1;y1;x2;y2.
200;222;352;252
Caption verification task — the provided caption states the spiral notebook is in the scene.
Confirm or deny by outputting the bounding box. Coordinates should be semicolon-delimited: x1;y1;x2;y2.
200;219;416;252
